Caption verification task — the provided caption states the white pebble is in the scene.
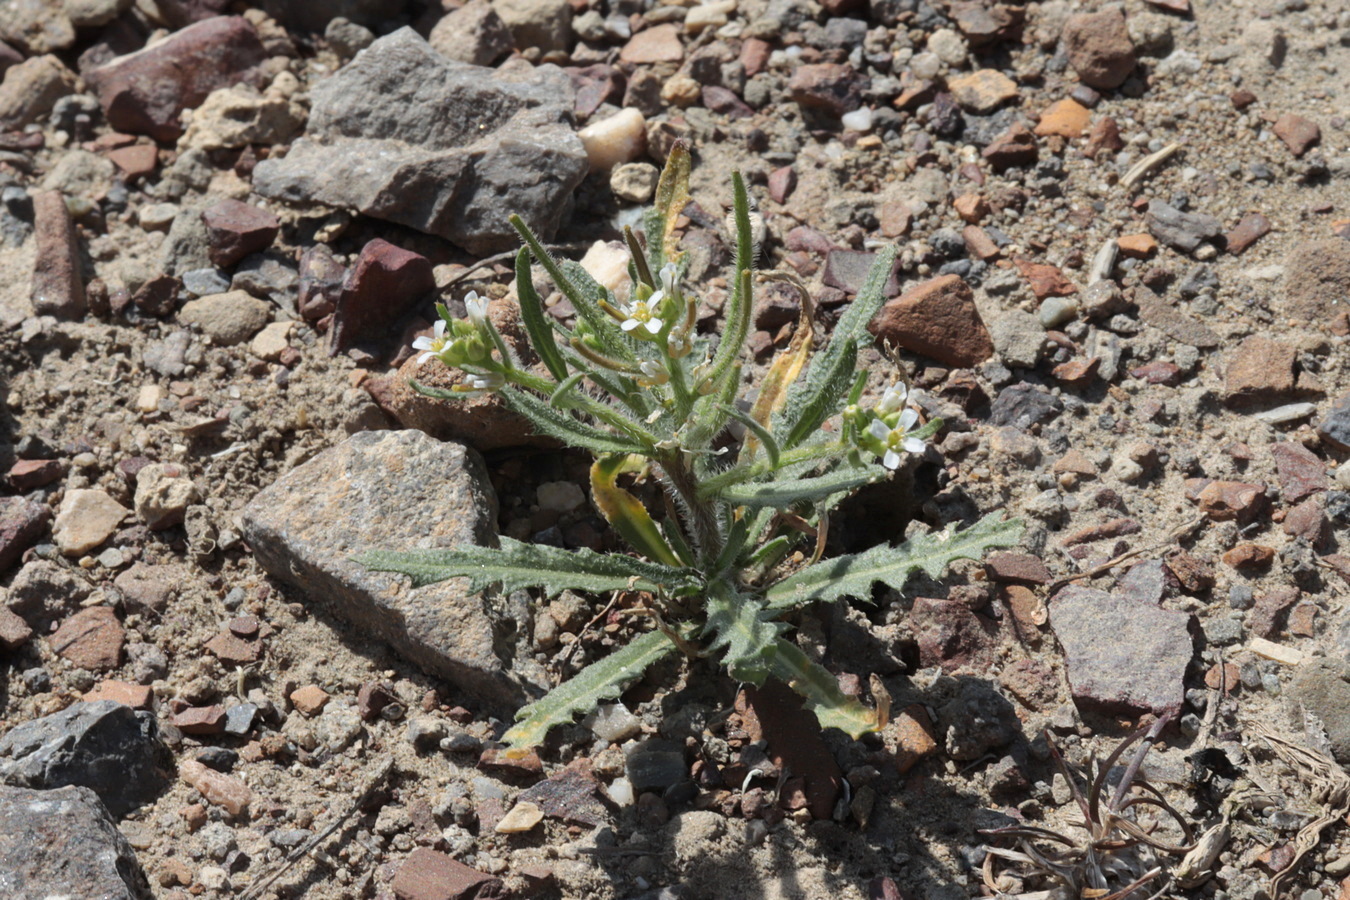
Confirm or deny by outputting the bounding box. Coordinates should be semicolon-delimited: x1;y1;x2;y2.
578;108;646;172
607;777;634;806
840;107;873;132
583;703;642;742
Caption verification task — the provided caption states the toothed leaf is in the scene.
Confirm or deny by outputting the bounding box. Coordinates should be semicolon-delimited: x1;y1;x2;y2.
770;640;880;738
703;588;786;684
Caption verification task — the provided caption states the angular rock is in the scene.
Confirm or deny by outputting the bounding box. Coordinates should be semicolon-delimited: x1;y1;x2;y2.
984;552;1050;586
937;679;1020;761
50;606;124;671
949;1;1023;45
429;0;514;67
1225;212;1271;255
1013;258;1077;299
1318;393;1350;452
179;83;307;151
9;458;64;491
1288;659;1350;764
253;28;587;256
132;273;180;318
0;785;153;899
1224;336;1297;406
178;759;251;817
981;122;1038;171
201;199;280;269
241;430;520;707
332;238;434;354
1116;233;1157;258
947;69;1017;113
1146;199;1221;253
53;488;128;557
113;562;181;615
989;383;1062;429
0;701;169;816
86;17;268;142
391;848;504;900
1062;8;1136;90
1192;479;1268;524
1273;114;1320;157
1283;239;1350;320
297;243;346;321
0;1;75;54
1050;587;1192;717
869;274;994;367
493;0;571;54
133;463;198;532
911;596;996;672
30;190;85;319
619;23;684;64
1034;98;1091;138
517;765;610;828
822;249;901;295
171;705;226;735
0;53;77;131
1271;442;1327;503
83;680;154;709
1133;286;1219;348
787;62;864;116
178;290;271;346
890;704;938;774
0;606;32;651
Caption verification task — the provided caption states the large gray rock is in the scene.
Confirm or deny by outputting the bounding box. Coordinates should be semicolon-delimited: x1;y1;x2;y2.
240;430;522;707
0;701;171;816
253;27;588;255
1050;587;1194;718
1288;658;1350;764
0;784;152;899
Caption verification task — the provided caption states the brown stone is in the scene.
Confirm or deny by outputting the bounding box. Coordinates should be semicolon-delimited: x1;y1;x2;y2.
787;63;864;116
1226;212;1271;255
1270;442;1327;503
1165;549;1214;593
105;143;157;180
1034;98;1090;137
1116;233;1157;258
1129;361;1182;385
767;165;796;205
1053;449;1097;476
290;684;330;716
737;681;842;820
1062;8;1136;90
739;37;770;77
982;122;1038;171
9;458;64;490
1014;258;1077;299
179;759;252;817
391;848;504;900
332;238;434;354
1283;495;1328;548
984;552;1051;585
1248;587;1299;639
132;274;180;318
1134;286;1220;349
952;193;988;224
889;704;938;774
1273;114;1320;157
0;497;52;574
869;274;994;367
1084;116;1124;156
171;705;226;735
0;54;76;131
1053;357;1099;384
0;605;32;651
962;226;1001;261
30;190;85;319
1193;480;1267;524
947;69;1018;113
1204;662;1240;693
1222;542;1274;569
878;202;912;238
911;596;995;672
49;607;124;671
86;17;267;142
1224;336;1297;406
114;563;180;615
1060;517;1141;546
201;199;280;269
618;24;683;64
82;680;154;709
948;2;1023;45
479;747;544;778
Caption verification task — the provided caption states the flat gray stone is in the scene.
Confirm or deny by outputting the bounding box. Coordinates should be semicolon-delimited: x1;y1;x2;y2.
0;784;152;899
253;27;588;255
1050;586;1194;718
1288;658;1350;764
1146;199;1221;253
0;700;170;816
240;430;520;707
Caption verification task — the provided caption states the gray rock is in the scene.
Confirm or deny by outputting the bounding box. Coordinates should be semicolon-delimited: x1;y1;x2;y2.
182;267;232;298
231;251;299;315
988;309;1044;368
0;784;152;898
429;0;514;67
142;330;191;377
493;0;572;53
1051;587;1193;717
159;203;211;275
324;17;375;58
937;680;1020;761
1288;659;1350;764
240;430;521;707
0;700;170;816
625;739;688;793
1145;199;1221;253
1318;392;1350;453
253;28;587;255
989;383;1062;430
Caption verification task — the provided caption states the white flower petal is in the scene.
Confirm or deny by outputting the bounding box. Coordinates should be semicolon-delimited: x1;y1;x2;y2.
660;263;678;295
412;336;435;351
868;419;892;440
883;448;902;469
433;319;447;338
898;408;920;431
621;319;640;332
643;318;663;334
903;436;926;453
417;351;435;365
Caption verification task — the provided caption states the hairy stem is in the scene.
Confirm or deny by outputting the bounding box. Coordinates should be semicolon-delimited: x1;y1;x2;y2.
661;452;723;566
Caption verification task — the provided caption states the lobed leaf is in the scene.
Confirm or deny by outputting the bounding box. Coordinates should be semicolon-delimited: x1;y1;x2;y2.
769;639;880;738
358;537;695;596
502;629;677;748
763;512;1024;609
702;586;786;685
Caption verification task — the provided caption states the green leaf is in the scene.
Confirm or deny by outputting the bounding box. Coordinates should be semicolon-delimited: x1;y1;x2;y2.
719;404;780;469
497;386;651;455
590;455;683;568
721;465;886;509
703;586;785;685
764;512;1024;609
515;248;569;381
769;640;880;738
777;339;856;452
503;628;677;748
549;371;589;408
358;537;695;596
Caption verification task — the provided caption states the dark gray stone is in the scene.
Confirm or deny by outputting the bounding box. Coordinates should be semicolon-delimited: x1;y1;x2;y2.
0;784;152;899
1318;393;1350;453
253;28;588;255
625;739;688;793
1288;659;1350;764
1051;587;1193;718
988;383;1062;430
240;430;521;708
0;700;171;816
937;680;1020;761
1145;199;1221;253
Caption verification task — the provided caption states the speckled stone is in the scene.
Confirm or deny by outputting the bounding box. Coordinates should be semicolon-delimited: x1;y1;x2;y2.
240;430;519;708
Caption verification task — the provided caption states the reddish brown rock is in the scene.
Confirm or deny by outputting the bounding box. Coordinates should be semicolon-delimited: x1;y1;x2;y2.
737;681;842;819
1283;495;1329;549
1062;8;1136;90
201;199;280;268
869;275;994;367
172;705;226;735
984;552;1051;585
1205;662;1240;693
132;274;181;318
1033;98;1091;138
952;194;988;224
0;497;52;573
179;759;252;817
1084;116;1124;157
911;596;996;672
1053;358;1099;384
1226;212;1271;255
1270;442;1327;503
981;122;1038;171
1222;542;1274;569
391;848;504;900
1130;360;1182;385
479;747;544;778
1224;336;1297;406
0;54;77;131
516;763;610;827
1165;549;1214;593
114;563;179;615
879;202;912;238
0;605;32;651
9;458;63;490
297;243;346;322
787;63;864;116
86;17;268;142
1192;479;1268;524
1248;587;1299;639
1013;258;1077;299
949;1;1023;45
701;85;753;119
618;24;683;64
1060;517;1141;546
947;69;1018;113
740;37;770;77
30;190;85;319
889;703;938;774
767;166;796;204
331;238;434;354
83;680;154;709
1116;233;1158;258
49;607;124;671
105;142;157;180
962;226;1000;261
290;684;330;716
1273;114;1320;157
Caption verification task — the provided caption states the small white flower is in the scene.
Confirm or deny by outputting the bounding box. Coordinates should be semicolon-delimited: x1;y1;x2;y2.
869;409;926;470
458;371;505;398
412;319;449;365
659;263;679;297
638;360;669;385
618;291;665;335
464;291;489;326
875;382;908;415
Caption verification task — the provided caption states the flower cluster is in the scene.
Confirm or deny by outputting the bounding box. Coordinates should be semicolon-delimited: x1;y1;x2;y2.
848;383;928;470
412;292;509;398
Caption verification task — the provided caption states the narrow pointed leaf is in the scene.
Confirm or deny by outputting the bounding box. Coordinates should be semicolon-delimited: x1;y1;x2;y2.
722;466;886;508
644;141;691;271
358;537;695;596
503;629;676;748
764;512;1024;609
591;455;683;567
741;293;813;463
770;639;880;738
516;248;569;381
720;403;780;469
498;387;651;455
778;339;856;452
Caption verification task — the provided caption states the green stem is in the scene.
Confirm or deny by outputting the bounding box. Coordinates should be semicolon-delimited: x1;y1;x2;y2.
661;451;723;566
511;368;658;447
697;441;850;497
